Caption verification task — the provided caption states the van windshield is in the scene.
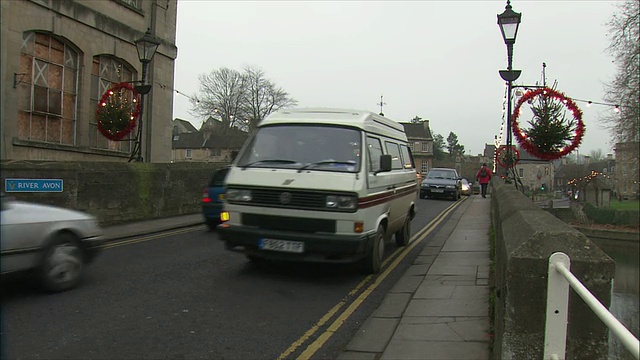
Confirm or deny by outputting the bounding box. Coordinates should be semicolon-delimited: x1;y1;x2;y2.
236;125;362;173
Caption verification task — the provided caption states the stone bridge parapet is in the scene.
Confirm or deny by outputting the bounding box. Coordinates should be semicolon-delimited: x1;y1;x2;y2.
491;181;615;359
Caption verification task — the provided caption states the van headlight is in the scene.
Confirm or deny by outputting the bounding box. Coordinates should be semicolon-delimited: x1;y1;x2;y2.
446;185;456;189
226;189;252;201
326;195;357;210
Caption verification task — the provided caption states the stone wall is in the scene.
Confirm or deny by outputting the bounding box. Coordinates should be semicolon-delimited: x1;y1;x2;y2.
1;161;227;226
490;181;615;359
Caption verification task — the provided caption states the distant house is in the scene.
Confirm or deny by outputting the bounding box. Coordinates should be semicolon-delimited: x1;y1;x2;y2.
171;117;248;162
401;121;433;175
511;148;555;192
172;118;198;135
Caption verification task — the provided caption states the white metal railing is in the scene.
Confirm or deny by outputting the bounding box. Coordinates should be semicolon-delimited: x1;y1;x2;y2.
544;252;640;360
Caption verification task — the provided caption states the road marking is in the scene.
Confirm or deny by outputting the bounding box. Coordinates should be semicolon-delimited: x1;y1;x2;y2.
278;198;465;360
100;226;205;249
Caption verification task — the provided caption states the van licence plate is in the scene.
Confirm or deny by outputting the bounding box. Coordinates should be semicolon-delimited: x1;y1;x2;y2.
432;189;444;193
259;238;304;253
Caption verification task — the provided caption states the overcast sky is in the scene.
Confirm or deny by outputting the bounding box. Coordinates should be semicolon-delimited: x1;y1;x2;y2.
171;0;620;157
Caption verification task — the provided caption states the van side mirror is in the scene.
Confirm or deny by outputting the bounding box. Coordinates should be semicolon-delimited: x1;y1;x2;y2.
376;154;392;174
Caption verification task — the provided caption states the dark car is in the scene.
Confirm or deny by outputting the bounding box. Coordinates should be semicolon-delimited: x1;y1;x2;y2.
202;167;229;230
420;168;462;201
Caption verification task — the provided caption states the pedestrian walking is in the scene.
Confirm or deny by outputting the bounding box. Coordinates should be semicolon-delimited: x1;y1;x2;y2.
476;163;492;198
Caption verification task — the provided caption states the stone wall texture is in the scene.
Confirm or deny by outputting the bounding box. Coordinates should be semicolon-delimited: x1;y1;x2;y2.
490;181;616;360
1;161;227;226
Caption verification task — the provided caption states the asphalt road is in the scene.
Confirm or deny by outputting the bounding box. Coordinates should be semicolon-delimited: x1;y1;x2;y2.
1;197;463;360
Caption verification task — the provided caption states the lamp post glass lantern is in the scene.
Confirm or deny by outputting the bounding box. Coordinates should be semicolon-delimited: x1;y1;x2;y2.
497;0;521;183
130;29;160;162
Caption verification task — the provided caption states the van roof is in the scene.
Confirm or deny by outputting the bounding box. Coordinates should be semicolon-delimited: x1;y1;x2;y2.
259;108;406;137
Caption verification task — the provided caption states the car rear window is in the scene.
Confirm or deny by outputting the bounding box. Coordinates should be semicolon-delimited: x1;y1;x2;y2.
208;168;229;187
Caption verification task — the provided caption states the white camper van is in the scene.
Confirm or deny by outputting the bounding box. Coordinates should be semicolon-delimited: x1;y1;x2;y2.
218;108;418;273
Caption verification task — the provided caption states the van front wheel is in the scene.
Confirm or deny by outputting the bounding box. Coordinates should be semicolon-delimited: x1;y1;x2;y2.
362;225;384;274
395;215;411;247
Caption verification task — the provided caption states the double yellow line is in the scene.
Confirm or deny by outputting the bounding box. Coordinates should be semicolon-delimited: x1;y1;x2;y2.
278;198;466;360
99;225;205;250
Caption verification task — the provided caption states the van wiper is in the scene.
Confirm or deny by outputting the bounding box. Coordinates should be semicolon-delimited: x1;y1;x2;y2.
240;159;297;169
298;160;356;173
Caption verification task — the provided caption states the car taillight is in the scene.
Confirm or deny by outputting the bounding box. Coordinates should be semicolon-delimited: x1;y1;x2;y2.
202;189;211;203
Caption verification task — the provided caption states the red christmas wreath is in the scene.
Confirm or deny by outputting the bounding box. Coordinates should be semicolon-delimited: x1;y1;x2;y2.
512;87;585;161
96;82;140;141
495;145;520;168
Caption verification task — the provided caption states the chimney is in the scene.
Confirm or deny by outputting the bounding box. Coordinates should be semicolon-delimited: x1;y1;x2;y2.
201;123;214;142
423;120;430;137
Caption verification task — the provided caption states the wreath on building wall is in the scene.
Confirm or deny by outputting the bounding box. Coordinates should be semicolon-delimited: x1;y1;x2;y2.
512;87;585;161
96;82;140;141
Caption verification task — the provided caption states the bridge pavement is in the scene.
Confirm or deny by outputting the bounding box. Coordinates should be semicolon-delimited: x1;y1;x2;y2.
103;195;493;359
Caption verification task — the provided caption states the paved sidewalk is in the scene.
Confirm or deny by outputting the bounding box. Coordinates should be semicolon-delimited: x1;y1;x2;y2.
338;195;493;360
102;213;204;241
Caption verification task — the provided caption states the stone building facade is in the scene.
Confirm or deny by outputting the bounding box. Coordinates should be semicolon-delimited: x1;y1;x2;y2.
615;141;639;199
401;121;433;175
0;0;178;162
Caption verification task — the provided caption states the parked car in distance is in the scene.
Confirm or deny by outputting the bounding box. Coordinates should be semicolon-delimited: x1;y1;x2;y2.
461;178;472;196
0;193;104;292
202;166;229;230
420;168;462;201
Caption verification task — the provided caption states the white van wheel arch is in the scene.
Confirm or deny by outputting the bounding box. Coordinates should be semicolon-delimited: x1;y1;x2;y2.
361;225;384;274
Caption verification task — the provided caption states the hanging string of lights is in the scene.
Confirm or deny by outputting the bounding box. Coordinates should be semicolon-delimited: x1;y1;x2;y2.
494;85;509;173
566;170;615;186
156;82;200;103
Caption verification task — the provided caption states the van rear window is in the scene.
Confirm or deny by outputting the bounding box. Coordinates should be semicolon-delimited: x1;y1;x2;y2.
208;168;229;187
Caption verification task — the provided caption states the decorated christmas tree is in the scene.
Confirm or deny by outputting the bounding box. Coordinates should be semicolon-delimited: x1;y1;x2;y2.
96;83;140;141
525;93;576;154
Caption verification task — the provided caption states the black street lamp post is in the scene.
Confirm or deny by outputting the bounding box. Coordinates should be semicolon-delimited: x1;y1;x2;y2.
497;0;521;183
130;28;160;162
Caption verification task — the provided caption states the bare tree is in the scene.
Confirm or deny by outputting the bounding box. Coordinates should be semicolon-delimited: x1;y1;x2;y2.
602;0;639;144
190;68;246;130
589;149;604;161
241;66;297;132
191;67;297;133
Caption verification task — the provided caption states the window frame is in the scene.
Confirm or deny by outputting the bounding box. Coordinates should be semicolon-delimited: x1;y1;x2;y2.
384;141;403;170
18;31;79;145
366;136;383;173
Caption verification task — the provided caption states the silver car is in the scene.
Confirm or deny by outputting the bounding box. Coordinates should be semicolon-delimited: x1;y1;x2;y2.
1;194;104;292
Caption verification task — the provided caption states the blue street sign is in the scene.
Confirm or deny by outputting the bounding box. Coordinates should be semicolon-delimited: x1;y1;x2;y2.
4;178;64;193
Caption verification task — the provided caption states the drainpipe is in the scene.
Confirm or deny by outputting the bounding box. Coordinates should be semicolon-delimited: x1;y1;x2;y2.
144;0;159;162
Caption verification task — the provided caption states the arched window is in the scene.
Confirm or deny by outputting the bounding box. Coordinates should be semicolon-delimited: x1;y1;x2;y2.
18;31;79;144
90;55;137;151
